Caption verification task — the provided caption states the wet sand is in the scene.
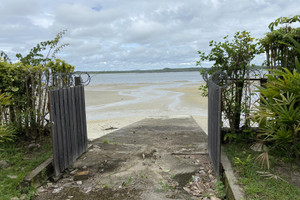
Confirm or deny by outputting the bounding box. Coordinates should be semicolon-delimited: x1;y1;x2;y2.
85;81;208;140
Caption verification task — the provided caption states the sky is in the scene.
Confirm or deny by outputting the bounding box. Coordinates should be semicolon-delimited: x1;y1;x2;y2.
0;0;299;71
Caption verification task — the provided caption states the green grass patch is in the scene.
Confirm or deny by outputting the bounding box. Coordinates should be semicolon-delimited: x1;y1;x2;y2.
0;136;53;200
224;142;300;200
157;179;172;192
215;180;226;199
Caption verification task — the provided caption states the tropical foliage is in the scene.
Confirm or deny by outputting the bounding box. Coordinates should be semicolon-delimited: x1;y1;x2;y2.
249;16;300;168
261;15;300;71
0;93;15;143
251;69;300;164
198;15;300;169
250;37;300;167
197;31;263;132
0;31;74;140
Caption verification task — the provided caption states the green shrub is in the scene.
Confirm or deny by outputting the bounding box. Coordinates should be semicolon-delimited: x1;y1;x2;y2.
261;15;300;71
0;125;15;144
0;31;75;139
197;31;263;132
251;67;300;166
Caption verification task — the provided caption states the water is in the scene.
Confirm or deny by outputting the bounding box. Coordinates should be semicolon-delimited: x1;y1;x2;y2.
88;71;203;85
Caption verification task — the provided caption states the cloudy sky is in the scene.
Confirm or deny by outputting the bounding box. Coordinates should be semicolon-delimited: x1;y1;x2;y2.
0;0;299;71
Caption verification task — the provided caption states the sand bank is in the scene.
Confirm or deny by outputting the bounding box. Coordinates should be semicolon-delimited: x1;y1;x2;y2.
85;82;208;140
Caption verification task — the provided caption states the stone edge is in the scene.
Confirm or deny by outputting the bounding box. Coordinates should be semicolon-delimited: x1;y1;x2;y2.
22;144;93;188
22;156;54;188
221;147;246;200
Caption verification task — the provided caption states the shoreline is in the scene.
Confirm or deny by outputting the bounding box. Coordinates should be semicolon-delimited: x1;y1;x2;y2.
85;81;208;140
76;67;202;74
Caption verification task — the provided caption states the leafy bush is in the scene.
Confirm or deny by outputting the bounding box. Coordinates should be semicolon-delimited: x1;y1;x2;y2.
0;125;15;144
0;92;15;143
261;15;300;71
0;31;75;139
197;31;263;132
225;143;300;200
250;35;300;168
251;68;300;166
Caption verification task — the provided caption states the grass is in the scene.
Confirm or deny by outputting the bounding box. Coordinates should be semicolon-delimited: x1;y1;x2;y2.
158;179;172;191
0;136;53;200
103;139;110;144
102;139;121;145
224;142;300;200
215;180;226;199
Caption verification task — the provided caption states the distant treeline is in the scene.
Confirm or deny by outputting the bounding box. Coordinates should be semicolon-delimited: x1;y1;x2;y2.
76;66;265;74
76;67;202;74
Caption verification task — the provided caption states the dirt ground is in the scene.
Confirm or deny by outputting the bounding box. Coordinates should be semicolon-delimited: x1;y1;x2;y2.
34;116;220;200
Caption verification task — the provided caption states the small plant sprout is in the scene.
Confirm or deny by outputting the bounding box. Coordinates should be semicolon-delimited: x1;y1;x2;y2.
103;139;110;144
215;180;226;199
122;176;133;187
138;173;148;180
158;179;172;191
234;154;252;166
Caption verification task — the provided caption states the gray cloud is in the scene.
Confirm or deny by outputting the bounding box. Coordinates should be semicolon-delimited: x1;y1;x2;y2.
0;0;299;71
0;0;40;17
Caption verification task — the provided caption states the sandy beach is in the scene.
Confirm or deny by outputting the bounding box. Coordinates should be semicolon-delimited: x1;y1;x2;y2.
85;81;208;140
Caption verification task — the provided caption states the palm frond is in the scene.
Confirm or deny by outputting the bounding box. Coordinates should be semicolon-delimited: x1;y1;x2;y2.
255;152;270;169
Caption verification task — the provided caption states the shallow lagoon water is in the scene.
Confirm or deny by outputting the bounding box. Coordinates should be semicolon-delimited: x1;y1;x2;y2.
89;71;203;85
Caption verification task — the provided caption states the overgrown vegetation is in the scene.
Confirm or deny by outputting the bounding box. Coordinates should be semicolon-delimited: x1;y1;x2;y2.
249;21;300;169
215;180;226;199
197;31;263;132
0;137;53;200
0;30;74;140
224;143;300;200
250;67;300;167
198;14;300;198
0;31;74;199
261;15;300;71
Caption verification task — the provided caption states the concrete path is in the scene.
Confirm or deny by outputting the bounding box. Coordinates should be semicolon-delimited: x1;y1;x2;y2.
35;116;211;200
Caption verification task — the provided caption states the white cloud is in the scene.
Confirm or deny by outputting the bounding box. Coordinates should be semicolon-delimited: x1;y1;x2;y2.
29;13;55;29
0;0;299;71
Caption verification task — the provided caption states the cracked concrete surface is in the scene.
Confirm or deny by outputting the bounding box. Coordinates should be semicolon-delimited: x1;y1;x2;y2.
35;116;212;200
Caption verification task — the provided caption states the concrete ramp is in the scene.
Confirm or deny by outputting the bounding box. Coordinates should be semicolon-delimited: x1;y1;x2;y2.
35;116;211;200
94;115;207;149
